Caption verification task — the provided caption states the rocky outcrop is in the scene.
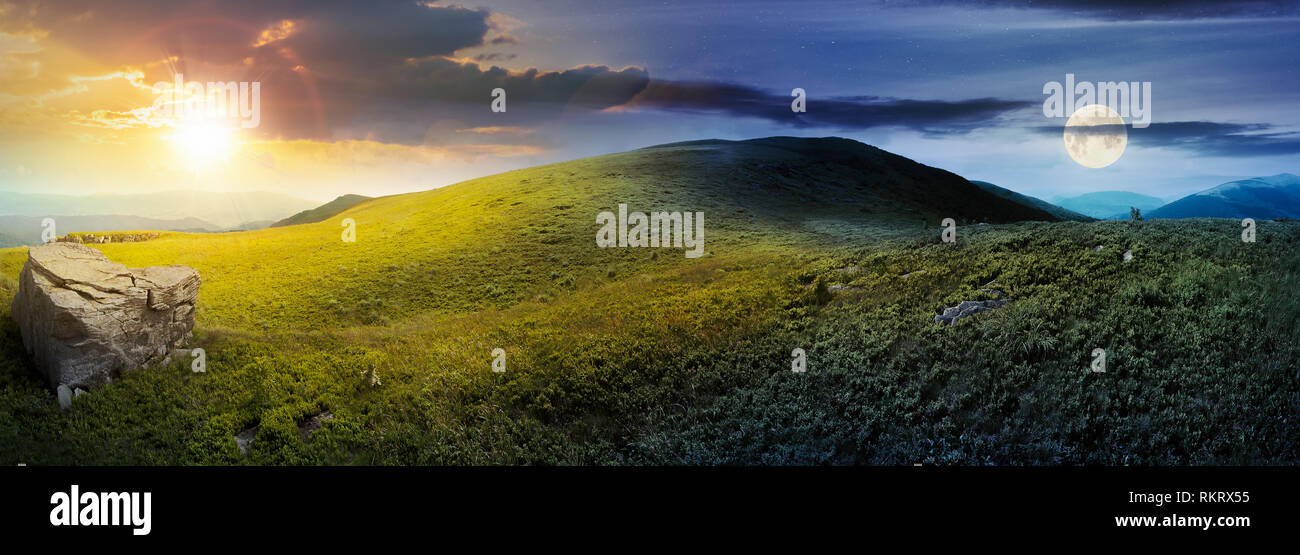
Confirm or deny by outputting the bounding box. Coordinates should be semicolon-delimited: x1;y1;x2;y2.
934;299;1012;325
10;243;200;390
59;232;163;244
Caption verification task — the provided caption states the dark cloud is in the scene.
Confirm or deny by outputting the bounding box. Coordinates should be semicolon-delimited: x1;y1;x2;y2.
628;81;1033;134
258;57;651;144
2;1;491;65
1036;121;1300;156
272;4;489;67
383;60;649;107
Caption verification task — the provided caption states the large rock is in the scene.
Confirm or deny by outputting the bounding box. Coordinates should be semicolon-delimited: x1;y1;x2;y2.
10;243;200;390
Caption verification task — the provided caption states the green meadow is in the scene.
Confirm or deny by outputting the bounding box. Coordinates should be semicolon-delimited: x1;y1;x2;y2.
1;138;1296;465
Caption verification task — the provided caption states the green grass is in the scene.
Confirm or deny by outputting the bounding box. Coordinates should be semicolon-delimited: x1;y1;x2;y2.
0;138;1296;465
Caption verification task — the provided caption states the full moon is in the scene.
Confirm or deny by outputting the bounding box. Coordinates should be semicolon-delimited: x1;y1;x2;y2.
1063;104;1127;168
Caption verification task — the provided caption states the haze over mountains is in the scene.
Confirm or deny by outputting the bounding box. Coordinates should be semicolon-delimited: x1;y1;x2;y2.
1052;191;1167;220
989;173;1300;222
0;190;316;246
0;215;220;248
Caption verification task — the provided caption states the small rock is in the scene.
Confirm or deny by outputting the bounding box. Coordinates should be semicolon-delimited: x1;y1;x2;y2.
827;284;864;293
1123;250;1134;263
73;387;86;397
901;270;927;279
298;411;334;441
1093;245;1104;252
935;299;1013;325
56;384;72;410
163;348;191;366
235;426;258;456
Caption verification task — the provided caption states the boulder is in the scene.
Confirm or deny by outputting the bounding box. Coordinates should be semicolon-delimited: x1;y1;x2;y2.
10;243;200;390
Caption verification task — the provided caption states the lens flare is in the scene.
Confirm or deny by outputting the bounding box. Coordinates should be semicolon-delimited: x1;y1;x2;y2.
166;124;236;169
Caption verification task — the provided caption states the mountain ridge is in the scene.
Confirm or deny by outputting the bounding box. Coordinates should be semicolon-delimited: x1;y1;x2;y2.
272;194;374;227
1149;173;1300;219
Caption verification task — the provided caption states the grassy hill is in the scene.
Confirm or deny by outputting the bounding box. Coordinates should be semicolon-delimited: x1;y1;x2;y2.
0;136;1296;465
272;194;374;227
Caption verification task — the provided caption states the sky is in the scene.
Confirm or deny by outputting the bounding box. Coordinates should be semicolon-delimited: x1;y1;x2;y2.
1;0;1298;203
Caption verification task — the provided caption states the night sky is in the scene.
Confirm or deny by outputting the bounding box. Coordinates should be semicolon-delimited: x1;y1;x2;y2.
2;0;1298;201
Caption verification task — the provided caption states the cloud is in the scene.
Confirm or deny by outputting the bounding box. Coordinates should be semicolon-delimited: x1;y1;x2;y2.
260;57;650;144
1;0;653;146
457;126;534;136
1036;121;1300;156
1;1;493;64
927;0;1296;20
264;3;490;68
626;80;1034;134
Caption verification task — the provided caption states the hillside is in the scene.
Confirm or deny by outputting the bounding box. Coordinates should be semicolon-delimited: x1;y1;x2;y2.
634;138;1063;226
971;181;1093;222
0;136;1297;466
1054;191;1166;220
1149;173;1300;219
273;194;374;227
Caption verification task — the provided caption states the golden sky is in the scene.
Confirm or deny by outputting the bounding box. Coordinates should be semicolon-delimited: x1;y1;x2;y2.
0;2;579;201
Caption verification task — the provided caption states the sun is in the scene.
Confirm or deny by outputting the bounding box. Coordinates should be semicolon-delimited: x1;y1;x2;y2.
166;123;238;169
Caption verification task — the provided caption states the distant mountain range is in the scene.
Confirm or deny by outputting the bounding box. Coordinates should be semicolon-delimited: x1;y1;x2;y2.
1;160;1293;252
272;194;372;227
0;214;219;248
970;181;1093;222
1149;173;1300;220
0;190;316;230
1053;191;1167;220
